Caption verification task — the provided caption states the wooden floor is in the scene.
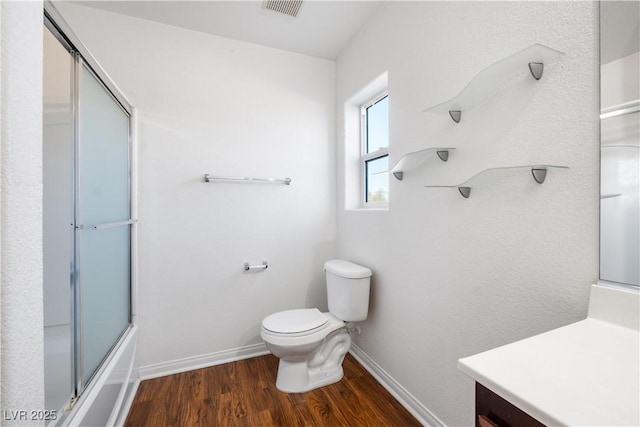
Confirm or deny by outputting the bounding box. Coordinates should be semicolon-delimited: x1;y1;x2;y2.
125;353;421;427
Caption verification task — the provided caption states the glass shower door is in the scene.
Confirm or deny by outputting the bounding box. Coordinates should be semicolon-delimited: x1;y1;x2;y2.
44;12;134;416
43;24;74;413
76;61;132;386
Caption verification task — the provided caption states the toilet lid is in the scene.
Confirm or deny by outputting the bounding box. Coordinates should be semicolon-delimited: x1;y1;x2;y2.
262;308;328;334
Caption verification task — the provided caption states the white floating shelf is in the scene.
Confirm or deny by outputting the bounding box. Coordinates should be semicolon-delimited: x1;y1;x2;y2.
424;164;569;198
423;44;564;123
388;147;455;181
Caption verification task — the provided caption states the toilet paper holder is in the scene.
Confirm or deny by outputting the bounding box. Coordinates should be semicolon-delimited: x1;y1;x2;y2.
244;261;268;272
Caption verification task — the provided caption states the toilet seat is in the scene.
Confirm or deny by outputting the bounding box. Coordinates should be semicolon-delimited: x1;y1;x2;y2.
261;310;345;348
262;308;328;336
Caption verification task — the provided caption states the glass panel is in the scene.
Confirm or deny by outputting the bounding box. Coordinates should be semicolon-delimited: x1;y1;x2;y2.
600;113;639;286
423;44;564;117
424;165;569;198
43;24;74;412
366;96;389;153
600;0;640;286
80;65;130;225
79;63;131;383
389;147;455;176
80;226;131;381
366;155;389;203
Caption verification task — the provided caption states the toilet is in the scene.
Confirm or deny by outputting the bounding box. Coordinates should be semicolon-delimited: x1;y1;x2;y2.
261;259;372;393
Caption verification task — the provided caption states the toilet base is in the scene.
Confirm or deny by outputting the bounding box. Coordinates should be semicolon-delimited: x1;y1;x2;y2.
275;360;344;393
274;329;351;393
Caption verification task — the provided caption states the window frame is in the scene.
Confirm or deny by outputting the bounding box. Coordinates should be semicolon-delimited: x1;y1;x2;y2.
360;91;389;209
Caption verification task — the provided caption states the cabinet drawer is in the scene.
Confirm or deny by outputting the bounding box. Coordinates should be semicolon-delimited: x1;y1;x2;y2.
476;383;546;427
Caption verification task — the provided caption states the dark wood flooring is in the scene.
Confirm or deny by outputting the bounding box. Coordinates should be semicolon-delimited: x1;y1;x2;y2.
125;353;422;427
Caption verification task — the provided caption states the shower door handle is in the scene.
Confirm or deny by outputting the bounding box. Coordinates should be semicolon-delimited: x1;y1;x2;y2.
75;219;137;230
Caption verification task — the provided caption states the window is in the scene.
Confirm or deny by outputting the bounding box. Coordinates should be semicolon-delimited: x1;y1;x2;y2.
361;93;389;207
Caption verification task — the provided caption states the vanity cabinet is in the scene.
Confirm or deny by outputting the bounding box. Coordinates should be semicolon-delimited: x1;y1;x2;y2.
461;285;639;426
475;383;545;427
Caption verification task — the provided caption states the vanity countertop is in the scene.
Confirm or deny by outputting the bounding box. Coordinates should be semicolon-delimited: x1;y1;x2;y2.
458;283;639;427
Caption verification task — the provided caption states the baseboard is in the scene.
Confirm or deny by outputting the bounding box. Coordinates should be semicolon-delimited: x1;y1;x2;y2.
139;342;270;380
349;344;446;427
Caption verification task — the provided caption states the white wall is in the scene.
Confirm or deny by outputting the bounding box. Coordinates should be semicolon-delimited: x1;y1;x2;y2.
56;4;337;370
1;1;45;424
336;2;599;426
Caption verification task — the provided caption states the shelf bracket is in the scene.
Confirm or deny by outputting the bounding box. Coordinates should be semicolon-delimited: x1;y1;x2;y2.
458;187;471;198
449;110;462;123
436;150;450;162
528;62;544;80
393;171;404;181
531;168;547;184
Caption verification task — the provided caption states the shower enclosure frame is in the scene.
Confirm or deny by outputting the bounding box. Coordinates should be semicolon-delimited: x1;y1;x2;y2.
74;54;134;394
44;2;138;420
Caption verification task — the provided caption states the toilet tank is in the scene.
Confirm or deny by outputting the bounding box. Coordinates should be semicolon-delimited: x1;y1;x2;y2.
324;260;372;322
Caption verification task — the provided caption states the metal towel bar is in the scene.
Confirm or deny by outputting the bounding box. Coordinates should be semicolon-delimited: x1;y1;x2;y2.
76;219;137;230
244;261;268;272
204;174;291;185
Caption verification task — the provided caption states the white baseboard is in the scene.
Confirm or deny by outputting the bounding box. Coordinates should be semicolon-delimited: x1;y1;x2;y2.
349;344;446;427
138;343;270;380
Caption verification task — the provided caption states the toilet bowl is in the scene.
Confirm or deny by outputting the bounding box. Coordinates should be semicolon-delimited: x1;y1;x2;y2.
261;309;350;393
261;260;372;393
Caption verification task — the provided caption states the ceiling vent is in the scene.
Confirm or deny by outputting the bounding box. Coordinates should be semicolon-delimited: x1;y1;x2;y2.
263;0;304;18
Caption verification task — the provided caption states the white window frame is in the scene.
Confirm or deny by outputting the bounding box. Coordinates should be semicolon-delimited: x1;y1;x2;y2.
360;91;389;208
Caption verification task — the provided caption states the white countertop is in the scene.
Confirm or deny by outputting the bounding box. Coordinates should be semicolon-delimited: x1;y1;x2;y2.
459;283;640;427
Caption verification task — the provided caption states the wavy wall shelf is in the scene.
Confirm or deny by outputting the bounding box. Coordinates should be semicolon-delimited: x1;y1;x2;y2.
424;164;569;198
388;147;455;181
423;44;564;123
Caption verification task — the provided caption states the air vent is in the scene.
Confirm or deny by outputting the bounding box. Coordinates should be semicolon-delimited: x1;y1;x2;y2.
263;0;304;18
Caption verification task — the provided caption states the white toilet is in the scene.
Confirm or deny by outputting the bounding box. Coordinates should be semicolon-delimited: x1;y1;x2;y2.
261;259;372;393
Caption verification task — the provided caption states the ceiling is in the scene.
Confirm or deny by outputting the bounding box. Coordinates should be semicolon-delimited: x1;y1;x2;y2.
71;0;383;60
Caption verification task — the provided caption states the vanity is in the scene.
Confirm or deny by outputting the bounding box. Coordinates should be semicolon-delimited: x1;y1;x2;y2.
459;283;639;427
